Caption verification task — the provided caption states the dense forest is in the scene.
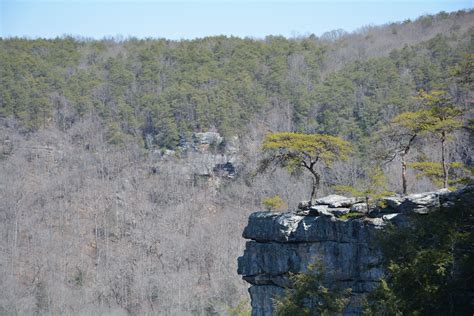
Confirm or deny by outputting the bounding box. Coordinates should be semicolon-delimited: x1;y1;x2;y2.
0;9;473;315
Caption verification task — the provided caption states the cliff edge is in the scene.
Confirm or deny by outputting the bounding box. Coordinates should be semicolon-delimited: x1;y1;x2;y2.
237;184;473;315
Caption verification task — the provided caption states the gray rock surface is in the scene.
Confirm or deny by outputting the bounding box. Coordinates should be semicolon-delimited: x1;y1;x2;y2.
248;286;285;316
238;185;472;316
308;205;333;216
396;189;449;214
329;198;362;208
350;203;368;213
327;207;351;216
194;131;223;145
239;211;385;315
382;196;402;209
315;194;350;205
242;211;383;244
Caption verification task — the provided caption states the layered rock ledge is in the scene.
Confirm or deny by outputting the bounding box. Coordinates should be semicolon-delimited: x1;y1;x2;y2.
237;185;473;315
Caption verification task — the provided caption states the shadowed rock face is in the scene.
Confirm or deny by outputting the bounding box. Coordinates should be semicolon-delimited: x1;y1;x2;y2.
237;185;473;316
238;213;384;315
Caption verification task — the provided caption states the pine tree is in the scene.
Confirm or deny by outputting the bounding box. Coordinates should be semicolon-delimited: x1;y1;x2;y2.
417;90;463;188
258;132;352;202
381;110;434;194
274;261;351;316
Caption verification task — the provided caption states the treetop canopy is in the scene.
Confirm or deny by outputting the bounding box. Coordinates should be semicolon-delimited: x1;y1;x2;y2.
259;131;353;200
390;109;436;133
262;132;352;166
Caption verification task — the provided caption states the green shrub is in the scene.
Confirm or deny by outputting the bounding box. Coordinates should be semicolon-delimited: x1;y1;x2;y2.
262;195;287;211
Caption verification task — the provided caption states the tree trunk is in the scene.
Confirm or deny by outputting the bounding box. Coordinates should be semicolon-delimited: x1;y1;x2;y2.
441;132;448;188
401;134;416;195
401;154;408;195
310;172;320;203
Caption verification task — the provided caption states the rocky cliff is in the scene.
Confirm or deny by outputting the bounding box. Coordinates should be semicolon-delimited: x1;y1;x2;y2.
237;185;473;315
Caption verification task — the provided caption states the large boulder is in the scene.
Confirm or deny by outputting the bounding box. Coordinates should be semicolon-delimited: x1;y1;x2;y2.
396;189;449;214
299;194;361;210
315;194;350;205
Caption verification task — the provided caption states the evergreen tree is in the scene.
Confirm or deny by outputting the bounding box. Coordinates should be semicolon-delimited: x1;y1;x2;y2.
380;110;434;194
258;132;352;201
417;90;463;188
275;261;351;316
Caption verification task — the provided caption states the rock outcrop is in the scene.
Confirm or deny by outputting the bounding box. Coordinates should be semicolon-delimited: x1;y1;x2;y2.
154;131;239;178
238;212;384;315
237;185;473;315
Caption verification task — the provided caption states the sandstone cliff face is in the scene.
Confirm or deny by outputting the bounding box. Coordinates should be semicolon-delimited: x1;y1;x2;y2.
237;186;472;315
237;212;384;315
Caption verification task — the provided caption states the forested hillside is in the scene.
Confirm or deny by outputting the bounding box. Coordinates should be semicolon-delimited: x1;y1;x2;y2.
1;10;473;146
0;10;473;315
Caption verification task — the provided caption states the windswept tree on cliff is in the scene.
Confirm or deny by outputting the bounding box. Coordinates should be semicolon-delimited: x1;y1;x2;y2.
257;132;352;202
380;110;434;194
417;90;463;189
